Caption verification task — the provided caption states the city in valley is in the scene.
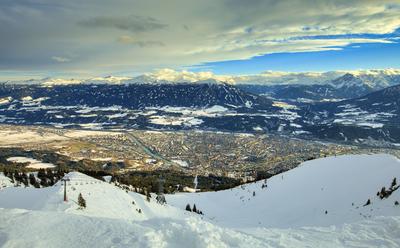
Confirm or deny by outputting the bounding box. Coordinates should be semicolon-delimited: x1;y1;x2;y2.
1;124;399;186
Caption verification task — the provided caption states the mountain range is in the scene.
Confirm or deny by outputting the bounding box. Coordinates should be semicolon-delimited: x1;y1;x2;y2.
5;68;400;86
1;69;400;145
5;69;400;101
301;84;400;143
238;70;400;101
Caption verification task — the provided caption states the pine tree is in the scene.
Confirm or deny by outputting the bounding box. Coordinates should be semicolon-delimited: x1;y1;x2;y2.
29;173;36;185
185;204;191;212
363;199;371;206
46;169;54;178
29;173;40;188
192;204;197;213
380;187;387;199
146;188;151;202
78;193;86;209
392;178;397;188
37;169;46;179
40;178;49;187
22;172;28;187
156;194;166;204
49;177;54;186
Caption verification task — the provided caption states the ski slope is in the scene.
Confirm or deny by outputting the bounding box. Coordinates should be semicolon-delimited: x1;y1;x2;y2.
0;172;185;221
166;154;400;228
0;154;399;247
0;172;267;247
1;208;399;248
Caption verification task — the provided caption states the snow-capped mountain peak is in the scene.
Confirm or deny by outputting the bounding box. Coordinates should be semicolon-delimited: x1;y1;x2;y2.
329;69;400;90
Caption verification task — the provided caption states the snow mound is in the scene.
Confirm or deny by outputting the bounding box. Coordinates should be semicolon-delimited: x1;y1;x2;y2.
166;154;400;228
0;173;13;188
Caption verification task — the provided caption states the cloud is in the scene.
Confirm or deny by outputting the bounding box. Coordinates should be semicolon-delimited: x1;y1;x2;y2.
78;15;167;33
0;0;399;77
51;56;71;63
117;35;164;47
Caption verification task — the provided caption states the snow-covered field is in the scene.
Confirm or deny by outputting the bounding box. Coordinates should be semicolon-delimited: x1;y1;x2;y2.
0;154;399;247
0;130;68;146
6;157;56;169
331;104;395;129
0;127;122;147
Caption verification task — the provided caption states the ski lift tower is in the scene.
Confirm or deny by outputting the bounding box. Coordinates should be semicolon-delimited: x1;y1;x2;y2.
156;175;166;204
61;177;70;202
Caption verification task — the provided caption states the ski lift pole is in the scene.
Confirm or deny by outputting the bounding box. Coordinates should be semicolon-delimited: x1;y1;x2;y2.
61;178;70;202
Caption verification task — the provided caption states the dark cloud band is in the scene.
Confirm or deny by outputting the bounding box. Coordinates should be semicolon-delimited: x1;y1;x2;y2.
78;15;167;33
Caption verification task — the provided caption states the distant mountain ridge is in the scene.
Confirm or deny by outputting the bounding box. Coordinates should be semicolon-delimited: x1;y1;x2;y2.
238;70;400;101
0;82;271;109
301;84;400;143
1;74;400;144
4;69;400;103
4;69;400;88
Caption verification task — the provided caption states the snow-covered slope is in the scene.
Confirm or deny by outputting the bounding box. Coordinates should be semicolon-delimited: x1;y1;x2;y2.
0;172;183;220
166;154;400;228
0;171;268;247
1;208;399;248
0;208;268;248
1;154;400;247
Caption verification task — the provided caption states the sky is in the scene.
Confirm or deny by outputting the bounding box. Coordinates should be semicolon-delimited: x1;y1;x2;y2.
1;0;400;79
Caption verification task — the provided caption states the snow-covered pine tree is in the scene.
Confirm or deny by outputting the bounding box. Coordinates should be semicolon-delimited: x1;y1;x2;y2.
78;193;86;209
22;172;28;187
29;173;36;186
29;173;40;188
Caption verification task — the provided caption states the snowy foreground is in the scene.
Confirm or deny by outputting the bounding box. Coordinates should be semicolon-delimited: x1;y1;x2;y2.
0;154;400;247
